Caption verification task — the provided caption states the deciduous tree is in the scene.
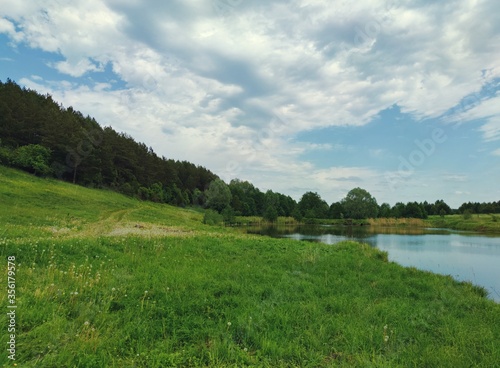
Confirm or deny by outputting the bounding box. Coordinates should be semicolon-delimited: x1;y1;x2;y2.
341;188;378;219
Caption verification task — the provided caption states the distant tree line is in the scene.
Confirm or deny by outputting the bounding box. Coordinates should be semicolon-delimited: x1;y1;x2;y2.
1;79;498;220
458;201;500;215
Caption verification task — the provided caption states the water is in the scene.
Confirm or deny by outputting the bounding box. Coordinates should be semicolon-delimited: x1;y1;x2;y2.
247;225;500;302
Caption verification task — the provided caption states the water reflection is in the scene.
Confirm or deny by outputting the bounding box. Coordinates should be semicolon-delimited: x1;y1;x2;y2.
246;224;463;238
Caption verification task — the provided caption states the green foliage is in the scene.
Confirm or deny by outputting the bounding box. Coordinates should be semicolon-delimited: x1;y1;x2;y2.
205;179;232;213
426;214;500;232
434;199;452;216
385;201;428;219
298;191;329;219
378;202;392;218
459;201;500;214
12;144;53;176
405;201;426;219
203;209;223;225
0;139;13;164
191;188;205;206
463;209;473;220
328;201;344;219
263;205;278;223
341;187;378;219
291;207;303;222
221;206;236;224
228;179;297;217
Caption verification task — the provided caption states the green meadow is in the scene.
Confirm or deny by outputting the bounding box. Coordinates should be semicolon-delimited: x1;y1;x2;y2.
1;165;499;367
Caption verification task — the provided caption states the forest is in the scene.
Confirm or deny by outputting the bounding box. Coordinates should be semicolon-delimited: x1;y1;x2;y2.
1;79;499;220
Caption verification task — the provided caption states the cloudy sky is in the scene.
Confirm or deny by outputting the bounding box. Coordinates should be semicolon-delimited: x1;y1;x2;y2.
1;0;499;207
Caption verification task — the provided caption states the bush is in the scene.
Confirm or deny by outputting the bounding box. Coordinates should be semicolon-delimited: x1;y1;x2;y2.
263;205;278;223
0;145;13;165
463;210;472;220
203;210;223;225
12;144;52;176
222;206;236;224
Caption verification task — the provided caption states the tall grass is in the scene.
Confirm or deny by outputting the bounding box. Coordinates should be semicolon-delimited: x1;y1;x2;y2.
368;217;428;227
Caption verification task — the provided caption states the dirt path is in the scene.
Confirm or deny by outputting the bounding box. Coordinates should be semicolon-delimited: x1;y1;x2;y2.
61;208;193;238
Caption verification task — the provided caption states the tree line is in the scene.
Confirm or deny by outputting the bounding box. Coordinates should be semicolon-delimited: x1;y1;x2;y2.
0;79;217;206
204;182;463;222
1;79;498;220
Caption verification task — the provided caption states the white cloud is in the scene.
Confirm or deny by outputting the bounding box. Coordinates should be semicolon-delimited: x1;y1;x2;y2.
2;0;500;204
442;174;468;182
452;93;500;141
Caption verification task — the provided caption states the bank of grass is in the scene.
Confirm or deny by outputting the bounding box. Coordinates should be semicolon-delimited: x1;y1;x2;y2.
427;214;500;233
233;216;299;226
368;217;428;228
1;166;500;367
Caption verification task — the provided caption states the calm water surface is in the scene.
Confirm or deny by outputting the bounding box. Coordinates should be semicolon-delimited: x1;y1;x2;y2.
247;225;500;302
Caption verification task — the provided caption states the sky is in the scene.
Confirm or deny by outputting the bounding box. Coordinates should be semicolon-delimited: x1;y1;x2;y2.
1;0;499;208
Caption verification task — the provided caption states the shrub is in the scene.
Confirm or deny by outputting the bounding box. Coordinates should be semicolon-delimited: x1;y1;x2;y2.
0;145;13;165
12;144;52;176
203;210;223;225
463;210;472;220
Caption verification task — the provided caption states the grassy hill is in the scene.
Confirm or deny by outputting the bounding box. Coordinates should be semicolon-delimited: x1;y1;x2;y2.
1;165;499;367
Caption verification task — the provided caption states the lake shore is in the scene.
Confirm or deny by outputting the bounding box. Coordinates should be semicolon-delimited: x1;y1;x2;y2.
233;214;500;234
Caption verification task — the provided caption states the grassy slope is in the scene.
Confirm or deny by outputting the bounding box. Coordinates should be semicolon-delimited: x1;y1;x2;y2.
1;166;499;367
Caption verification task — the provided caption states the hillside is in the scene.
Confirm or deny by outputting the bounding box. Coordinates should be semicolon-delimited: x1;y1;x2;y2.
0;79;218;208
1;165;499;367
0;164;209;240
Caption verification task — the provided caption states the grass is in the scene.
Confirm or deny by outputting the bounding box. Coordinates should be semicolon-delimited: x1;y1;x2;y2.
368;218;428;228
427;214;500;233
1;165;500;367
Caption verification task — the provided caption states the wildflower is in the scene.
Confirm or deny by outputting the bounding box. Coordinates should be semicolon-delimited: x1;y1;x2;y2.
383;324;390;343
112;288;116;292
227;322;232;327
84;321;90;326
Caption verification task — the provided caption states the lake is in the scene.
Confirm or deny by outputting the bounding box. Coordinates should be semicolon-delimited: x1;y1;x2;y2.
246;225;500;302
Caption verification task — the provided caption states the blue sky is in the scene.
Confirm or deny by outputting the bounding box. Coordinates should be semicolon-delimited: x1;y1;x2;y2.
1;1;499;207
